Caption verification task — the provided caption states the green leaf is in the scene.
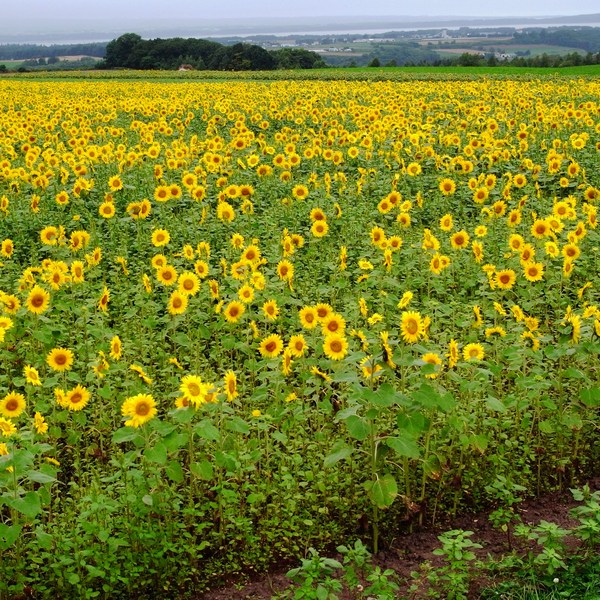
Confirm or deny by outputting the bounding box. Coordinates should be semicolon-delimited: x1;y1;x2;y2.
324;443;353;468
194;419;220;441
225;416;250;435
345;415;369;440
385;436;420;459
215;451;238;472
0;524;22;550
191;460;214;480
10;492;41;519
368;474;398;509
580;387;600;408
163;431;189;452
172;332;191;348
165;460;184;483
142;494;154;506
26;470;57;484
397;411;429;435
486;397;507;413
144;442;167;465
112;427;142;444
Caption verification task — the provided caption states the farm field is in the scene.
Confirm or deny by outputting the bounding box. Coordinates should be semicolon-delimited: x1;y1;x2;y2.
0;73;599;597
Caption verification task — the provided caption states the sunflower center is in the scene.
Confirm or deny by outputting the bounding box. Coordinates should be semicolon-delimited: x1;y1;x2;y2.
187;383;201;397
265;341;277;353
330;340;342;353
136;402;150;416
5;399;18;411
70;393;82;404
55;354;67;365
406;320;418;335
31;294;44;307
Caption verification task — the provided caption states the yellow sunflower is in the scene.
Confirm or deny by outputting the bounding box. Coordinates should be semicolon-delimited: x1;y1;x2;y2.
121;394;157;428
0;392;26;419
323;333;349;361
47;348;74;372
259;334;284;358
26;285;50;315
400;311;424;344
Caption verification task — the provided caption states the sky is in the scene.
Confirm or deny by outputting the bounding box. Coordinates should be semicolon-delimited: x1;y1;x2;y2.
2;0;599;22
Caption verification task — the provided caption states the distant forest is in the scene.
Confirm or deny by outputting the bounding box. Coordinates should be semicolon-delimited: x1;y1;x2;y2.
100;34;325;70
0;43;106;60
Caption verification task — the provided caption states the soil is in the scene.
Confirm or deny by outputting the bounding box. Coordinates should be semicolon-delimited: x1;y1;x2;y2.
199;477;600;600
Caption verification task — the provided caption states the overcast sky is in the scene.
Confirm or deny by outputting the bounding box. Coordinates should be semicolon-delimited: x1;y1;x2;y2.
2;0;599;22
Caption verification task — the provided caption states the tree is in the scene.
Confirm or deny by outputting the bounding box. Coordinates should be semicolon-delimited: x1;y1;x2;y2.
104;33;143;68
368;57;381;67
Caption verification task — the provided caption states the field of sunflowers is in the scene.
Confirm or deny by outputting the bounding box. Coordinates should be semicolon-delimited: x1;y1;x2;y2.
0;74;599;597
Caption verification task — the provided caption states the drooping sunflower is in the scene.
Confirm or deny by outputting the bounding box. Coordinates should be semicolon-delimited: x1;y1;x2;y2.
65;385;91;411
323;333;349;361
0;392;26;419
121;394;157;428
400;311;424;344
259;334;284;358
26;285;50;315
47;347;74;372
98;287;110;312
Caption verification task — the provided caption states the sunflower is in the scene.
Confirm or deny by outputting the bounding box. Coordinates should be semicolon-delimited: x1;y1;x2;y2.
178;271;200;296
439;214;453;232
47;347;74;372
40;226;59;246
562;243;580;261
151;229;170;247
99;202;115;218
0;392;26;419
277;260;294;282
24;365;42;386
322;313;346;337
238;284;255;304
531;219;550;239
262;299;279;321
400;311;424;344
495;269;516;290
421;353;443;379
223;300;245;323
224;370;238;401
65;385;91;411
398;291;413;309
288;334;308;358
108;175;123;191
179;375;210;407
110;336;122;360
217;201;235;222
299;306;318;329
315;303;333;322
311;220;329;238
463;343;485;361
292;184;309;200
259;334;284;358
156;265;178;286
168;290;188;316
26;285;50;315
450;230;470;250
1;239;13;258
70;260;85;283
523;262;545;282
98;287;110;312
447;339;460;369
439;178;456;196
0;417;17;437
323;333;349;361
121;394;157;428
512;173;527;188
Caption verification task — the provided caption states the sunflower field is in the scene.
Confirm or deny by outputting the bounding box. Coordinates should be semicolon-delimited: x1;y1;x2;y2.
0;75;599;597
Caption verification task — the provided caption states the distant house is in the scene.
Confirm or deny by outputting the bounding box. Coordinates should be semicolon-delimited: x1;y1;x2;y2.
178;64;194;71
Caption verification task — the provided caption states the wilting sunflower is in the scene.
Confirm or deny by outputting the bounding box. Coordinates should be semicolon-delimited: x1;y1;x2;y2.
223;300;245;324
323;333;349;361
0;392;26;419
400;311;424;344
121;394;157;428
259;334;284;358
26;285;50;315
65;385;91;411
47;347;74;372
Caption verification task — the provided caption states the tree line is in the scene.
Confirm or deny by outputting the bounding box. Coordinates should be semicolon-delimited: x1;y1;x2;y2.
100;33;325;70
